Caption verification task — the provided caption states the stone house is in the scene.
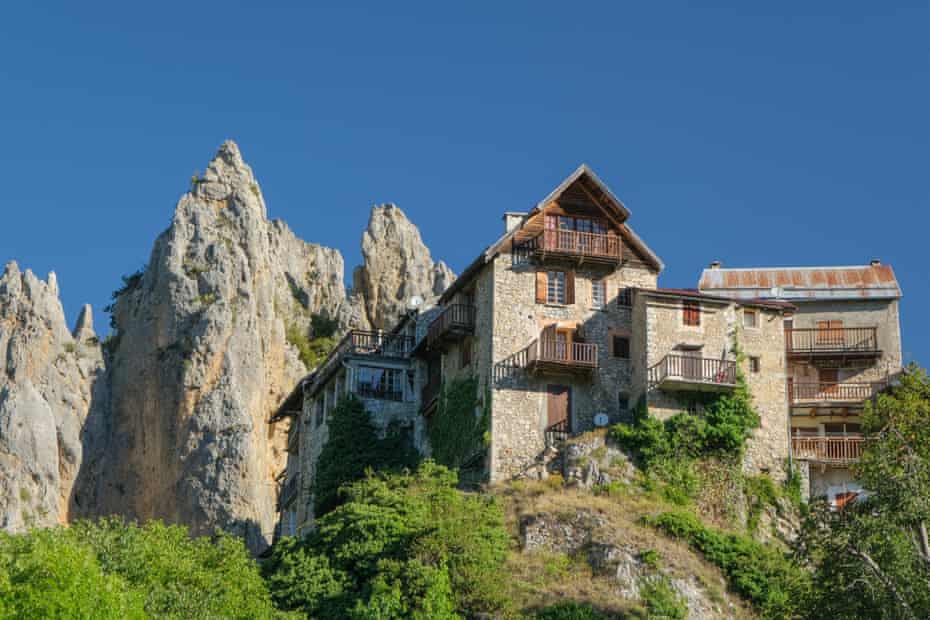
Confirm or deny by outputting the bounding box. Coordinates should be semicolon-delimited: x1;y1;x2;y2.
699;263;904;506
273;166;905;535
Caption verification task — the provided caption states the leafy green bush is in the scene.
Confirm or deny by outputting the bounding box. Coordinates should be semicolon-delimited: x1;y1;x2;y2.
640;578;687;619
533;601;611;619
427;376;489;470
313;394;419;516
645;511;806;618
265;462;510;619
286;323;337;370
0;519;277;620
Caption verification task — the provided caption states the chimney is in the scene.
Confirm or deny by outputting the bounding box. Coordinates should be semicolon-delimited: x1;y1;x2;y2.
709;260;722;269
503;212;526;234
870;259;881;267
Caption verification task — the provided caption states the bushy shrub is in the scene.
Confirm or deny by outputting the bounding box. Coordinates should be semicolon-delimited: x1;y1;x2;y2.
640;578;687;619
313;394;419;515
0;519;276;620
533;601;611;619
645;511;806;618
427;376;489;470
265;462;510;619
286;323;337;370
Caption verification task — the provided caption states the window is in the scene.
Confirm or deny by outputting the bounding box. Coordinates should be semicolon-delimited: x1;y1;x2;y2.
743;309;758;328
749;356;761;373
612;335;630;359
547;271;565;304
618;393;630;419
355;366;403;401
617;287;632;307
591;280;606;309
683;301;701;326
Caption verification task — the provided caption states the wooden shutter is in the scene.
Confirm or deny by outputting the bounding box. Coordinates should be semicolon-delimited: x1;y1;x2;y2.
683;301;700;326
535;271;547;303
547;384;570;427
565;271;575;304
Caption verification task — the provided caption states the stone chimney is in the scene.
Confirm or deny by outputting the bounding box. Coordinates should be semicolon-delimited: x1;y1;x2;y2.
503;212;526;234
709;260;722;269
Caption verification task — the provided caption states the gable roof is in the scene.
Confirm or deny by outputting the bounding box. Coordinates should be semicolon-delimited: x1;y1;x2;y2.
698;264;902;302
440;165;663;303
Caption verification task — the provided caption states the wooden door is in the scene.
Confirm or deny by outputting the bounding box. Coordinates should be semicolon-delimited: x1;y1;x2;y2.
819;368;839;398
547;384;571;429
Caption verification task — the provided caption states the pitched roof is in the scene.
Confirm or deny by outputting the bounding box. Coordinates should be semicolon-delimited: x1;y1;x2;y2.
698;264;902;302
637;287;795;311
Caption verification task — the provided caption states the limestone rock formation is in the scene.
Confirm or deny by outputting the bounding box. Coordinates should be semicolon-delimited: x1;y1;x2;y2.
1;141;453;553
77;141;355;553
0;263;104;531
353;204;455;329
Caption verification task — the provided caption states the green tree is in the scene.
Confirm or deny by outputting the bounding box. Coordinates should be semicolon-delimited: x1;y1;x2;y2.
797;364;930;619
265;462;510;619
0;528;146;619
313;394;419;515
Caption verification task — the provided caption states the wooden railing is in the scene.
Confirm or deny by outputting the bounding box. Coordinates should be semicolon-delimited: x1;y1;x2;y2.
345;330;413;357
527;338;598;368
427;304;476;347
649;354;737;386
789;380;885;404
785;327;878;355
536;229;622;259
545;419;570;447
792;436;865;464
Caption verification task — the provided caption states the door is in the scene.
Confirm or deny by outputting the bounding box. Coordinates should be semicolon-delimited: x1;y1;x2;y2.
547;384;571;430
819;368;839;398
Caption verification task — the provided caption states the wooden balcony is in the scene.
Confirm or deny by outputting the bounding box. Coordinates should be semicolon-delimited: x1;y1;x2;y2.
523;229;622;264
792;436;864;465
789;380;885;406
343;330;413;358
426;304;476;350
785;327;880;360
526;338;598;376
649;354;737;392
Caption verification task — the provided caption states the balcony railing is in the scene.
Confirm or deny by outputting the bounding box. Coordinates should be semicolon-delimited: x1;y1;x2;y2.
527;338;598;372
344;330;413;357
792;436;865;464
649;354;737;389
426;304;476;349
789;380;885;405
519;229;622;262
355;383;404;402
785;327;879;357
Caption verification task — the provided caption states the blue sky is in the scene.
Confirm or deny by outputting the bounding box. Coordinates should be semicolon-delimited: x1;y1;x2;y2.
1;2;927;361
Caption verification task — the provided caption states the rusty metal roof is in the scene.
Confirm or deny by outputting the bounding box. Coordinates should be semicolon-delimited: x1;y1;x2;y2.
698;264;902;302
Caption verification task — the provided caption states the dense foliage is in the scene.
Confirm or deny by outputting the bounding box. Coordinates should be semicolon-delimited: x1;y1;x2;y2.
0;519;277;619
313;394;419;515
265;462;510;619
646;510;807;619
796;364;930;619
427;376;489;470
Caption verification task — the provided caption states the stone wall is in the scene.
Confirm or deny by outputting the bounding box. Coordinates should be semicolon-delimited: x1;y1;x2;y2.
488;252;657;481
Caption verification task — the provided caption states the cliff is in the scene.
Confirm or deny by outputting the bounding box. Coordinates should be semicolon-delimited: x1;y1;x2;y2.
0;141;452;552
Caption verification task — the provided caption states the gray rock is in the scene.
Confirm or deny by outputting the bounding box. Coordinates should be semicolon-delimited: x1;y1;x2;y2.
353;203;455;330
73;304;95;342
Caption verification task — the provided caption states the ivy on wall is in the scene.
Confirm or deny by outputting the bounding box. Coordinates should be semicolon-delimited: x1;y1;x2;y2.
427;376;489;470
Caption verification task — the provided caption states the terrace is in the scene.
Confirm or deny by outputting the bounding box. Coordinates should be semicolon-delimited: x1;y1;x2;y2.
648;354;737;392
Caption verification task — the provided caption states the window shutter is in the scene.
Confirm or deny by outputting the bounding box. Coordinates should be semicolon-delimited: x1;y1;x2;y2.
536;271;547;304
565;271;575;304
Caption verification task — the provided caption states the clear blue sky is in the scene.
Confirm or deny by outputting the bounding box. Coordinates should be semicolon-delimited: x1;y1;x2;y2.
1;2;927;362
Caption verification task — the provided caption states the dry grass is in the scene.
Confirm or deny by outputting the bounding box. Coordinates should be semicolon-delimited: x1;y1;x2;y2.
493;479;756;619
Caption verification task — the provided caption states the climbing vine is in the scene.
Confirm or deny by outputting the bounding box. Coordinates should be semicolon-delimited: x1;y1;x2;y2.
427;376;489;470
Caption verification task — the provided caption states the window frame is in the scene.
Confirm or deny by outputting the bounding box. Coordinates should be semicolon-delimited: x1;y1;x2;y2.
682;300;701;327
612;335;630;359
547;270;566;304
591;280;606;309
617;287;633;308
749;356;761;373
743;309;759;329
355;365;404;401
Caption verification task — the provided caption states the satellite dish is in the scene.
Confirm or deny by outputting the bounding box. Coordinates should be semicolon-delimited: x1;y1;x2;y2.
407;295;424;310
594;413;609;427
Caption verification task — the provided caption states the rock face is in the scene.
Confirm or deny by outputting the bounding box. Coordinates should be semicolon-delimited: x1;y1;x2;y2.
0;141;453;553
0;263;104;531
353;204;455;329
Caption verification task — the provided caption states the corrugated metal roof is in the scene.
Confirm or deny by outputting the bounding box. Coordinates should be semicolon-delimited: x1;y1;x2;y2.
698;264;902;301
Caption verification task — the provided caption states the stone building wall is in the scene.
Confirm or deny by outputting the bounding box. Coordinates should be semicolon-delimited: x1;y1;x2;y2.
739;306;790;479
488;252;657;481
